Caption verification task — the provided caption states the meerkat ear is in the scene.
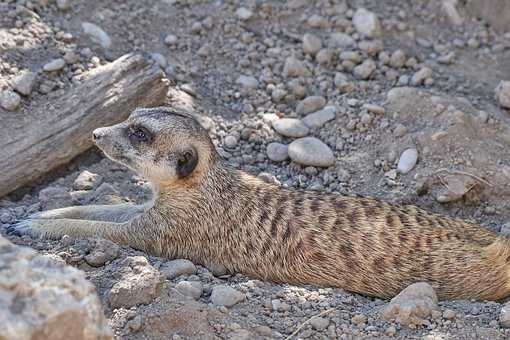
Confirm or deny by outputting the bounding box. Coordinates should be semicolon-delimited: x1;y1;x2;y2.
176;146;198;178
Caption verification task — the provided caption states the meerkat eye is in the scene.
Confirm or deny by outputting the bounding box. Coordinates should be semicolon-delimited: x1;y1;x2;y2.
128;125;152;144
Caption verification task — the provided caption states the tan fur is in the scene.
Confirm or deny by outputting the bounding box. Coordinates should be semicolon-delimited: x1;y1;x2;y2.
17;107;510;301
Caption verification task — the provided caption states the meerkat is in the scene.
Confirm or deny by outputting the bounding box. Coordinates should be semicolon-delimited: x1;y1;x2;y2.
9;106;510;301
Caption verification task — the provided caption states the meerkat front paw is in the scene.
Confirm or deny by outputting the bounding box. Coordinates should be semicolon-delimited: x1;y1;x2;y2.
7;219;63;239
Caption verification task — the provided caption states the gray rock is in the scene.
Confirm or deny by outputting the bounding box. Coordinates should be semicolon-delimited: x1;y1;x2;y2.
0;235;112;340
288;137;335;167
73;170;103;190
283;56;309;77
108;256;162;309
43;58;66;72
382;282;439;327
160;259;197;279
56;0;71;10
328;32;355;48
84;239;120;267
0;90;21;111
224;135;238;148
302;33;322;55
353;59;376;79
501;222;510;236
164;34;178;45
353;8;382;37
390;49;407;68
38;186;72;210
236;75;258;90
272;118;309;137
63;51;79;64
82;22;112;49
500;302;510;328
296;96;326;115
411;67;433;86
12;71;37;96
236;7;253;20
176;280;203;300
266;142;289;162
397;148;418;174
309;316;330;330
495;81;510;109
210;285;245;307
302;106;337;128
150;53;167;68
316;48;333;65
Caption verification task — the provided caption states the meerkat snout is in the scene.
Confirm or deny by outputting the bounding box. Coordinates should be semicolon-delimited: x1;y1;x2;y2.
92;107;219;187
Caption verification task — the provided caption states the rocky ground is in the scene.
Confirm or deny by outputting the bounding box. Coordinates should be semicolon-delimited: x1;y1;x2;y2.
2;0;510;339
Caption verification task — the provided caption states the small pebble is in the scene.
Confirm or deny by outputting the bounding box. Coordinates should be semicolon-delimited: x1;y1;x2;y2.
43;58;66;72
397;148;418;174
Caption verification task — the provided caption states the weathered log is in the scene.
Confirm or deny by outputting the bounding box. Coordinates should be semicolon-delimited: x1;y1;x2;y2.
0;53;169;197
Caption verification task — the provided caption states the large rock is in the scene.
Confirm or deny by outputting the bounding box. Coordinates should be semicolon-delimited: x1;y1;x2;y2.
288;137;335;167
382;282;439;327
107;256;162;309
0;235;112;340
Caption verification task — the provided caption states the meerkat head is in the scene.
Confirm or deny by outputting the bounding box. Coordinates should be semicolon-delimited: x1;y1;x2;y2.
92;107;218;187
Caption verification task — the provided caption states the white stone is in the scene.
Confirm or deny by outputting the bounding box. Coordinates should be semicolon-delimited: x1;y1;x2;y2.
236;7;253;20
43;58;66;72
353;59;376;79
224;135;238;148
164;34;178;45
0;90;21;111
12;71;37;96
397;148;418;174
272;118;309;138
236;75;259;90
302;33;322;55
328;32;355;48
352;8;382;37
302;106;337;128
82;22;112;49
150;53;167;68
73;170;103;190
495;81;510;109
266;142;289;162
210;286;245;307
288;137;335;167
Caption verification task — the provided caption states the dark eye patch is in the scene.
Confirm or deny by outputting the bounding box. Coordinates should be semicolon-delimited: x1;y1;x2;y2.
127;125;153;144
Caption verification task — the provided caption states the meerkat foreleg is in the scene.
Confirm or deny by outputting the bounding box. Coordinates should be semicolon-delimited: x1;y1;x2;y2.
28;203;147;222
8;218;129;240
